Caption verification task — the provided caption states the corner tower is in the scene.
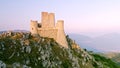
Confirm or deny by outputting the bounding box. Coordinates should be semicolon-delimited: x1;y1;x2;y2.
30;20;38;35
56;20;68;48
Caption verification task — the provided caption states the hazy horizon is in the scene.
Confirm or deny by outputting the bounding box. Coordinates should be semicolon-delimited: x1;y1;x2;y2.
1;0;120;36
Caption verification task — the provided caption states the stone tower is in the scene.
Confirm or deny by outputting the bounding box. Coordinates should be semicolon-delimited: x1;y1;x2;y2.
30;12;68;48
30;20;38;35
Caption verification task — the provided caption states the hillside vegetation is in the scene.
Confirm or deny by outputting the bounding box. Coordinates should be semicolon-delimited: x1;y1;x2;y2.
0;32;120;68
102;52;120;65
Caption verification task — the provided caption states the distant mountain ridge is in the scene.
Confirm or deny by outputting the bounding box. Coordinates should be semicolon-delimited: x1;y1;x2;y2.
68;33;102;52
0;30;29;34
69;33;120;52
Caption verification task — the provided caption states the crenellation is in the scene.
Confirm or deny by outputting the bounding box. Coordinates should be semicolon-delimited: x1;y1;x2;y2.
30;12;68;48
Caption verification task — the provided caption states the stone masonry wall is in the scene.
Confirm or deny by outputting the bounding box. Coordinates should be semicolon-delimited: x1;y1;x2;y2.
38;28;58;40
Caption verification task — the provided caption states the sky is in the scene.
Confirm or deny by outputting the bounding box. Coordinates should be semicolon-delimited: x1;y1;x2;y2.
0;0;120;37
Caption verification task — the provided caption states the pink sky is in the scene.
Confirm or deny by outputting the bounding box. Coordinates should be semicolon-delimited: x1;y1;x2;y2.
0;0;120;37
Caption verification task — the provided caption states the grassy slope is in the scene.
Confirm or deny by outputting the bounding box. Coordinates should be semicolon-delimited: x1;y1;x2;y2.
0;32;120;68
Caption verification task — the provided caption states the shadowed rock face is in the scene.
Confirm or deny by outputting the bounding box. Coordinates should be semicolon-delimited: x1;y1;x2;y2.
30;12;68;48
0;32;120;68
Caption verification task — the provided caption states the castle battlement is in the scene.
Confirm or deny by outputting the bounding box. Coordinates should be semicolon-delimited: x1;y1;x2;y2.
30;12;68;48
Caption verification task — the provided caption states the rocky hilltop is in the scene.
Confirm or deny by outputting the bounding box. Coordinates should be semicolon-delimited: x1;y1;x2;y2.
0;32;120;68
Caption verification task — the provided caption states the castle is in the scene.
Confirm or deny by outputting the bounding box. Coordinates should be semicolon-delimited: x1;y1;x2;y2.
30;12;68;48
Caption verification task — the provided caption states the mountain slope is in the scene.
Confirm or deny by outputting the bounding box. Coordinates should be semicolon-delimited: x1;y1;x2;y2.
102;52;120;65
112;53;120;65
0;32;120;68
